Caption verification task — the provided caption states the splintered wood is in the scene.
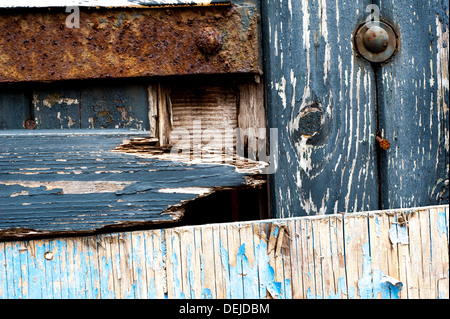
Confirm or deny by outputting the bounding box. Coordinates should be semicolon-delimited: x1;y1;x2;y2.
0;205;448;299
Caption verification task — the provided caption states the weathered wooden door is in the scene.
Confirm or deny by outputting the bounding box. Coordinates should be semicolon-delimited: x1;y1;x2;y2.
262;0;449;218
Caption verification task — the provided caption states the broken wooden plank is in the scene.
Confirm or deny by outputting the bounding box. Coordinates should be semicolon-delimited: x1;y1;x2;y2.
0;130;259;240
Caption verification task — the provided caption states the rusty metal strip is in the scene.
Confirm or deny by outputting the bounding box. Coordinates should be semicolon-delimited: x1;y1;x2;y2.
0;0;231;9
0;4;261;83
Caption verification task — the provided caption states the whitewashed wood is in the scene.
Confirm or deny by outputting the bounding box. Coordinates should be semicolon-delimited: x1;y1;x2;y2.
0;205;448;299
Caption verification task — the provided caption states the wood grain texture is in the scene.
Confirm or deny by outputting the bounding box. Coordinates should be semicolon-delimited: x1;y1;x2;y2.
0;130;251;238
375;0;449;208
0;88;30;130
0;205;447;299
262;0;379;217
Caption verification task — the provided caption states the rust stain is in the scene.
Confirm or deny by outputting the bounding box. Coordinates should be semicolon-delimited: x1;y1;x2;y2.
376;136;390;150
0;6;261;83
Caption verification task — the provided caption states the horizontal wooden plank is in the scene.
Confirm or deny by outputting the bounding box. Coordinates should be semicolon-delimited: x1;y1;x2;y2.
0;205;447;299
0;130;252;239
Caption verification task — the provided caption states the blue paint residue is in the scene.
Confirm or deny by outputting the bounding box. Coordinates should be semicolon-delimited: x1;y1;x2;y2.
437;212;447;237
389;224;409;246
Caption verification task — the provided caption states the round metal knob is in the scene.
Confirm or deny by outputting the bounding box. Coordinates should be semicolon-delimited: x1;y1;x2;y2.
355;21;398;63
363;26;389;53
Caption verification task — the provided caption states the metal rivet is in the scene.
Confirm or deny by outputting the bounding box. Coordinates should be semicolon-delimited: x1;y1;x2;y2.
355;21;398;63
196;27;223;55
24;119;36;130
363;26;389;53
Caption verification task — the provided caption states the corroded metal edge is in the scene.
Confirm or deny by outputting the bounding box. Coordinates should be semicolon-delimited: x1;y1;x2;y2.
0;4;261;83
0;0;231;9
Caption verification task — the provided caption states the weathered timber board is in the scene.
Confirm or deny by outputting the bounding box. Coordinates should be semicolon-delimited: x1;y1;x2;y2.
0;130;251;239
0;205;447;299
262;0;379;216
375;0;449;208
32;82;150;130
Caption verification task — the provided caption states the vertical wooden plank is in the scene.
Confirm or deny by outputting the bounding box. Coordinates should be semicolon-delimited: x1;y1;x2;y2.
343;213;372;299
131;232;148;299
117;233;135;299
300;218;317;299
18;242;30;299
376;0;449;209
0;242;7;298
217;224;231;299
328;215;348;299
200;226;217;299
407;210;422;299
429;206;449;299
262;0;378;218
281;222;293;299
3;242;16;298
55;237;70;299
147;84;159;138
368;211;400;299
0;88;30;129
67;237;87;299
143;230;156;299
392;212;411;299
311;218;324;299
287;218;303;299
165;228;184;299
212;224;227;299
193;227;205;299
46;238;62;299
316;216;335;299
157;83;172;146
96;234;116;299
416;209;433;299
178;228;195;299
239;223;259;299
269;223;284;298
152;229;167;299
27;240;47;299
254;221;280;299
227;223;244;299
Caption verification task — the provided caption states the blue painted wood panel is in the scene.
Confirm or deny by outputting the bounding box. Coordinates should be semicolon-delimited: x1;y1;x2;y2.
374;0;449;208
0;130;249;238
262;0;449;217
0;88;30;130
0;205;448;299
262;0;379;217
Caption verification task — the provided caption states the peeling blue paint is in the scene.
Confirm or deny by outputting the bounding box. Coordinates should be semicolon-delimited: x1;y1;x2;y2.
229;243;244;299
357;243;373;299
437;212;447;237
326;277;347;299
219;241;231;299
375;217;380;237
187;244;195;299
255;239;282;299
389;224;409;246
